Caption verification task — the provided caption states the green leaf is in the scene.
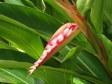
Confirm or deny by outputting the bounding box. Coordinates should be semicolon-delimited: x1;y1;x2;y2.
0;68;35;84
44;0;72;22
0;57;42;84
90;0;104;33
33;67;74;84
0;15;43;59
4;0;35;7
0;49;35;63
0;60;32;69
73;77;89;84
72;33;96;55
76;0;93;15
33;66;107;84
59;50;111;83
0;41;10;49
54;46;77;63
103;0;112;39
0;58;109;84
104;0;112;23
76;51;111;82
99;35;112;71
0;57;97;84
0;3;62;39
5;0;25;6
30;0;46;11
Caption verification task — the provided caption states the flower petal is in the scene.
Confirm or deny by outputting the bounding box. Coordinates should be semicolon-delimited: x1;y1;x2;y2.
29;23;80;74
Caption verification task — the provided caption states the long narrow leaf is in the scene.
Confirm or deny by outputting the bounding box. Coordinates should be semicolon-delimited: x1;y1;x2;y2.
0;3;62;39
0;15;43;59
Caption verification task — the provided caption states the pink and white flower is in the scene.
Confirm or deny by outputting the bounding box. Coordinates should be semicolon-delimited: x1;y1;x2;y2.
29;23;80;74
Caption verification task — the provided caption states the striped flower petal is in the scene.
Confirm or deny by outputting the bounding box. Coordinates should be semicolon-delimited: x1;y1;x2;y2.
29;23;80;74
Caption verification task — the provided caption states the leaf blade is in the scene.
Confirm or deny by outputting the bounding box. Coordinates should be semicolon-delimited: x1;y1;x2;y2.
0;15;43;59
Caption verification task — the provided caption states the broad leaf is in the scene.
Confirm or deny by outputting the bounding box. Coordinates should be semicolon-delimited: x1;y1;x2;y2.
76;51;111;82
0;58;109;84
0;3;62;39
33;66;107;84
0;49;35;63
58;50;111;83
0;68;35;84
0;15;43;59
44;0;72;22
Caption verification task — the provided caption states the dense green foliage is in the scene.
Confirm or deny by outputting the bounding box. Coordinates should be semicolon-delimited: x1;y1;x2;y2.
0;0;112;84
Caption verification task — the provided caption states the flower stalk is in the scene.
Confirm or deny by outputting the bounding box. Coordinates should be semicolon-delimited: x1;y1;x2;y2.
55;0;107;65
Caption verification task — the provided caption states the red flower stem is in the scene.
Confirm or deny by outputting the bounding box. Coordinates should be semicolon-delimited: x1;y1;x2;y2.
57;0;107;65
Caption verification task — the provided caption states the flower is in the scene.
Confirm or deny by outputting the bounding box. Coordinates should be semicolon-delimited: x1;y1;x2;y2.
29;23;80;74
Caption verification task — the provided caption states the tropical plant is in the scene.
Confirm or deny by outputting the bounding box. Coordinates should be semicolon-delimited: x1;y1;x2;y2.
0;0;112;84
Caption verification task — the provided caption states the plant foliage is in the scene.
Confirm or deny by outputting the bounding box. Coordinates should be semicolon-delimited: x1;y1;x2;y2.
0;0;112;84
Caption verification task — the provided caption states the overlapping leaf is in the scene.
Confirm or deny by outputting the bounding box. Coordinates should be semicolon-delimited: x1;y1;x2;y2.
0;68;35;84
0;15;43;59
99;35;112;71
0;0;112;84
0;3;62;39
